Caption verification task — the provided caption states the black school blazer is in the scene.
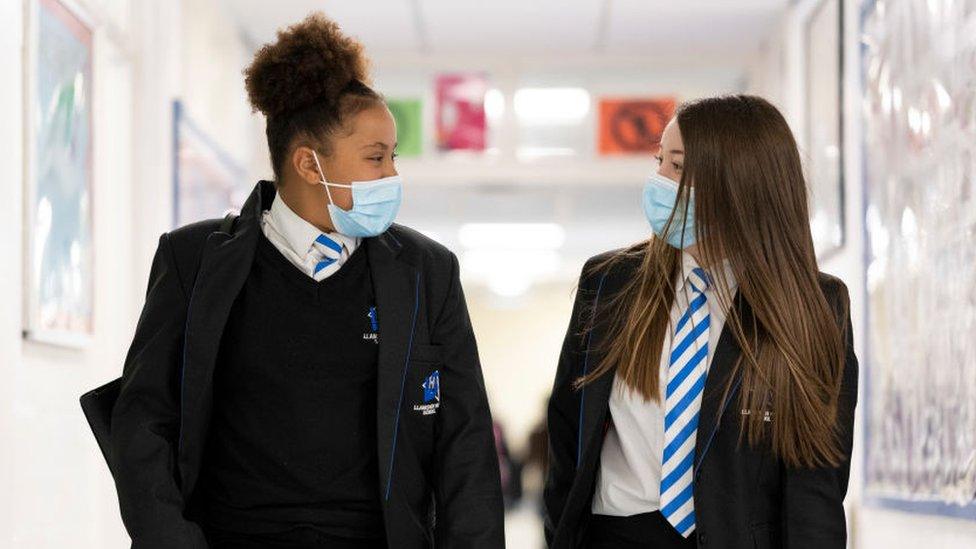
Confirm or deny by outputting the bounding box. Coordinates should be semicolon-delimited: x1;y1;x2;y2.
543;250;858;549
108;180;504;549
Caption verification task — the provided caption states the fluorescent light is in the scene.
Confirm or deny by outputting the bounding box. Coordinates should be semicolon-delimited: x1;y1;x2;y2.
459;223;566;297
516;147;578;160
462;249;560;273
458;223;566;250
461;249;561;298
514;87;590;125
488;273;532;298
485;88;505;122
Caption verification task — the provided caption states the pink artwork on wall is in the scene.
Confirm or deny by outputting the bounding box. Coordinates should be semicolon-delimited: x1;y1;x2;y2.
435;73;488;152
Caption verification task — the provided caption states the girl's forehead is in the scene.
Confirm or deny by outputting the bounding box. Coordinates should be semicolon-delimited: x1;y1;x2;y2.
350;107;397;141
660;119;683;149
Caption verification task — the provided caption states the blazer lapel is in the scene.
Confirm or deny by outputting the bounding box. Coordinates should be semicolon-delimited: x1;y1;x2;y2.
576;270;617;468
178;182;267;494
366;229;421;502
694;291;747;476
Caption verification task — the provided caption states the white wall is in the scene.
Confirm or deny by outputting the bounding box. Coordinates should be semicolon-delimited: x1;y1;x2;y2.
1;0;139;545
0;0;254;546
0;0;26;542
180;0;262;176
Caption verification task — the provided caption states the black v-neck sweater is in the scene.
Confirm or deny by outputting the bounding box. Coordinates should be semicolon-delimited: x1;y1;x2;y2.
195;230;384;542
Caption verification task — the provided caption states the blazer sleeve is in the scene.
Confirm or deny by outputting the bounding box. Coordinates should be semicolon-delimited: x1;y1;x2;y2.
782;280;859;549
431;252;506;548
109;233;209;549
543;264;592;546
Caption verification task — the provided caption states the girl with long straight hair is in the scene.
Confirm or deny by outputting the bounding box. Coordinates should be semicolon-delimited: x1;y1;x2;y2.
544;95;857;549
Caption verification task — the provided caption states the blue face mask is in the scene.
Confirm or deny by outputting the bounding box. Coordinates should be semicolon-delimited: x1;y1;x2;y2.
642;171;697;249
313;152;403;238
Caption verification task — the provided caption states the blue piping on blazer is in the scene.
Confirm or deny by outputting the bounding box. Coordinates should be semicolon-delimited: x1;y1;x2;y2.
695;375;742;479
385;271;421;500
577;273;607;468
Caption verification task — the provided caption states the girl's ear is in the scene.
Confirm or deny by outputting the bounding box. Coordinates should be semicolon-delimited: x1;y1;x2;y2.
292;146;324;186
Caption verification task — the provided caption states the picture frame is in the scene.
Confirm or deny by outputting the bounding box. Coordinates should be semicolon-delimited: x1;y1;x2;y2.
172;100;247;228
22;0;96;347
802;0;846;261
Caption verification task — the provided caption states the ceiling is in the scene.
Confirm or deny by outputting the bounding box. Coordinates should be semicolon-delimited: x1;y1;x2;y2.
223;0;790;63
217;0;794;294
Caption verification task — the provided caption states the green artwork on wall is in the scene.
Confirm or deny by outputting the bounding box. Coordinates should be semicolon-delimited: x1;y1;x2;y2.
387;98;423;157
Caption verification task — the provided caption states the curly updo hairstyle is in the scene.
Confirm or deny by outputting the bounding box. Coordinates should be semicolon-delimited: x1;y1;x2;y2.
244;13;384;182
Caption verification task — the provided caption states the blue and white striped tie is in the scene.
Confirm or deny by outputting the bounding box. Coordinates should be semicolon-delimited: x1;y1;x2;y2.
660;267;711;537
311;233;343;280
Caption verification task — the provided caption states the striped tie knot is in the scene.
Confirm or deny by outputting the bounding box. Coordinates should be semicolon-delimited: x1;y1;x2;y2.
688;267;712;293
312;233;342;275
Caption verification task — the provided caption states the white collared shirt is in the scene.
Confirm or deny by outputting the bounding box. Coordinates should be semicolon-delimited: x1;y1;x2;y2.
260;195;360;281
591;252;738;516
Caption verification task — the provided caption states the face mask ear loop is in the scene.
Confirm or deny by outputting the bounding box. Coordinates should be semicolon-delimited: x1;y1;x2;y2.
311;150;336;206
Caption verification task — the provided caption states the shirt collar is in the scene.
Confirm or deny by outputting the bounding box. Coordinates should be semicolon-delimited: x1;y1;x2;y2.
676;252;737;294
268;194;358;258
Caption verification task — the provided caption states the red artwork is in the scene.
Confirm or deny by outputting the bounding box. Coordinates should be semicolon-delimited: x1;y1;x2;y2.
435;73;488;152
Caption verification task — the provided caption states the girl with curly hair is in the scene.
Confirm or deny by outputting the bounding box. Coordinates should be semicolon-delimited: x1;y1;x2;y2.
106;13;504;549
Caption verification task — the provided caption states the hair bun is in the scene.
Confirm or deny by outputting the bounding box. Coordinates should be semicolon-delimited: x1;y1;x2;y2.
244;12;371;118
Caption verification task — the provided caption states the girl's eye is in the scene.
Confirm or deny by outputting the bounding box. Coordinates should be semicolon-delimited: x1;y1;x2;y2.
369;157;383;162
673;163;683;171
654;155;664;164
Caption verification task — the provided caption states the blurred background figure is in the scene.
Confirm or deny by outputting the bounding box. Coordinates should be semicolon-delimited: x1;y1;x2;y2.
2;1;975;548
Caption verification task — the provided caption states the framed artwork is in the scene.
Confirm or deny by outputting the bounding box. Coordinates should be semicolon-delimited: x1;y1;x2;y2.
803;0;845;259
435;73;487;152
387;98;423;157
172;100;247;228
23;0;95;347
597;97;676;156
861;0;976;519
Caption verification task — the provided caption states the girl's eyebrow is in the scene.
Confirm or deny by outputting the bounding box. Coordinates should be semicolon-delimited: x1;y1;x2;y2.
655;142;684;156
361;142;393;150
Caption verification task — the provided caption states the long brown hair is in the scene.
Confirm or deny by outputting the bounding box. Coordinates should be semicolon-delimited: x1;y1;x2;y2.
575;95;848;468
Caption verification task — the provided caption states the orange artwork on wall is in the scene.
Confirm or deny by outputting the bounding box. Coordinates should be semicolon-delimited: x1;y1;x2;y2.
598;98;676;155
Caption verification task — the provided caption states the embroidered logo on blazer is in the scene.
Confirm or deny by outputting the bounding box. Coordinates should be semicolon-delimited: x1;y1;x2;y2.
741;408;773;422
363;306;379;344
413;370;440;415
